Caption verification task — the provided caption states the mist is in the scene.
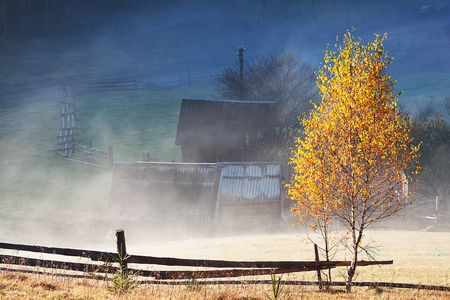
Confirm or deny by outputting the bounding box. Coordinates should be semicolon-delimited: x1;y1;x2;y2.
0;0;449;253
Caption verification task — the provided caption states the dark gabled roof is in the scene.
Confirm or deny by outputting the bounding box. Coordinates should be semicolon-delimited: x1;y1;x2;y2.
175;98;277;148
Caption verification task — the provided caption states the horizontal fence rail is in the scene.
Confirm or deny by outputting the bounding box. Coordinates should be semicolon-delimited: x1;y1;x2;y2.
0;240;393;270
0;72;216;101
124;254;392;269
0;242;114;261
0;254;112;274
146;279;450;291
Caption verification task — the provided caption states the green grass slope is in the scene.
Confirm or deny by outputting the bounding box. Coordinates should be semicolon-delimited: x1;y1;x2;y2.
0;86;216;246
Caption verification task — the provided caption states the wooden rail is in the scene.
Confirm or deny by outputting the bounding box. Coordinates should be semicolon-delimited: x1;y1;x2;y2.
0;242;113;261
145;279;450;291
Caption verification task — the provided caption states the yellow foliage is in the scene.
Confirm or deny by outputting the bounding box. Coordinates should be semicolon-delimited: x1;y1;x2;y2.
287;31;420;253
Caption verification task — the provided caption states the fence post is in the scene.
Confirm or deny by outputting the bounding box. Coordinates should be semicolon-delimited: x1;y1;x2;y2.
436;196;439;211
314;244;323;291
116;229;127;270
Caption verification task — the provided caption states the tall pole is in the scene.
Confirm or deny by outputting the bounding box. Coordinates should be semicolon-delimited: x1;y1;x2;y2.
237;45;246;95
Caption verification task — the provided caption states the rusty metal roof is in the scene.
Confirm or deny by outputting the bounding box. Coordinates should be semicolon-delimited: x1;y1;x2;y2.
175;98;277;148
217;163;281;205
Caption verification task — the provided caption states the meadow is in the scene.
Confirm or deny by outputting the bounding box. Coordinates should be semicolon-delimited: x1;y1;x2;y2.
0;86;216;246
0;1;449;297
0;86;449;299
0;231;449;299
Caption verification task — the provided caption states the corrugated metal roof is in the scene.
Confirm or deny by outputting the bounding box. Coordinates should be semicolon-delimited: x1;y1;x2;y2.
109;206;213;222
217;163;281;204
108;162;281;222
175;98;277;148
109;162;218;221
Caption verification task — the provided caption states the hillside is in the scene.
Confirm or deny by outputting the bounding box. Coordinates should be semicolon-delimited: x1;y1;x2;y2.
0;87;215;247
0;0;449;115
0;0;449;247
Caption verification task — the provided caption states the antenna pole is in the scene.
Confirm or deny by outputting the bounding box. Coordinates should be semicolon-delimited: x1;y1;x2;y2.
237;46;246;95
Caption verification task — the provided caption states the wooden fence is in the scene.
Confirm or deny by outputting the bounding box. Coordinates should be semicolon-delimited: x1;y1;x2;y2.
0;72;215;102
0;229;392;281
405;197;449;228
1;229;450;291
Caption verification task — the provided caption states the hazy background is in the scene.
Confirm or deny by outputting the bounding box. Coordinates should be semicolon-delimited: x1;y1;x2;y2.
1;0;449;109
0;0;449;249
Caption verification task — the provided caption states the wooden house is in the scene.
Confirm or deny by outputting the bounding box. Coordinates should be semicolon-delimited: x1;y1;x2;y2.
108;97;282;230
175;98;277;163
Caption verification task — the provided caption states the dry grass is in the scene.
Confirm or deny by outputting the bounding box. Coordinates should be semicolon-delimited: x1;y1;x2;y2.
0;270;449;299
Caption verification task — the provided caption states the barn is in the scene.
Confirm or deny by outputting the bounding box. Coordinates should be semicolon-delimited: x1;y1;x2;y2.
108;97;282;229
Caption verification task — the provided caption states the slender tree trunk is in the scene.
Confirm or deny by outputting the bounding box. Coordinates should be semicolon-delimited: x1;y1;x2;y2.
324;228;332;290
346;228;356;290
347;220;364;292
346;244;358;291
346;196;358;292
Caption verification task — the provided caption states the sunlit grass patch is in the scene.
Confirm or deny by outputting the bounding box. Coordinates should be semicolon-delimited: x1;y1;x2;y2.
0;270;449;300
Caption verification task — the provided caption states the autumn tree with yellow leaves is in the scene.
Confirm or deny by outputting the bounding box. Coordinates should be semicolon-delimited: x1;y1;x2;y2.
287;31;420;292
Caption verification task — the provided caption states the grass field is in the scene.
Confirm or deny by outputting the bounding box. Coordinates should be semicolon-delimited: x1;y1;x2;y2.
0;230;449;299
0;86;449;299
0;273;448;299
0;86;216;246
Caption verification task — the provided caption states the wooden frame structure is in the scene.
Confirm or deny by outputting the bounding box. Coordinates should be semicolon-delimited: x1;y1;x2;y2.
56;87;77;157
0;229;394;282
52;87;113;167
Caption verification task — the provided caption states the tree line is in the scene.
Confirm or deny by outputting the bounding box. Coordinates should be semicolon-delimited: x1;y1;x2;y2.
216;50;449;204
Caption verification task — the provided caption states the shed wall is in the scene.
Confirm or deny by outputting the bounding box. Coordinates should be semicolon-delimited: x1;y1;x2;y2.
109;162;282;226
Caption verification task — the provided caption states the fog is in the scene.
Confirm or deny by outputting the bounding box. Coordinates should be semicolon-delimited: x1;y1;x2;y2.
0;1;449;252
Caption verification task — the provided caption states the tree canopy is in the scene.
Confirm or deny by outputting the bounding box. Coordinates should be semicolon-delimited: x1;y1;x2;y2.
217;52;318;130
216;52;318;171
287;31;420;291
